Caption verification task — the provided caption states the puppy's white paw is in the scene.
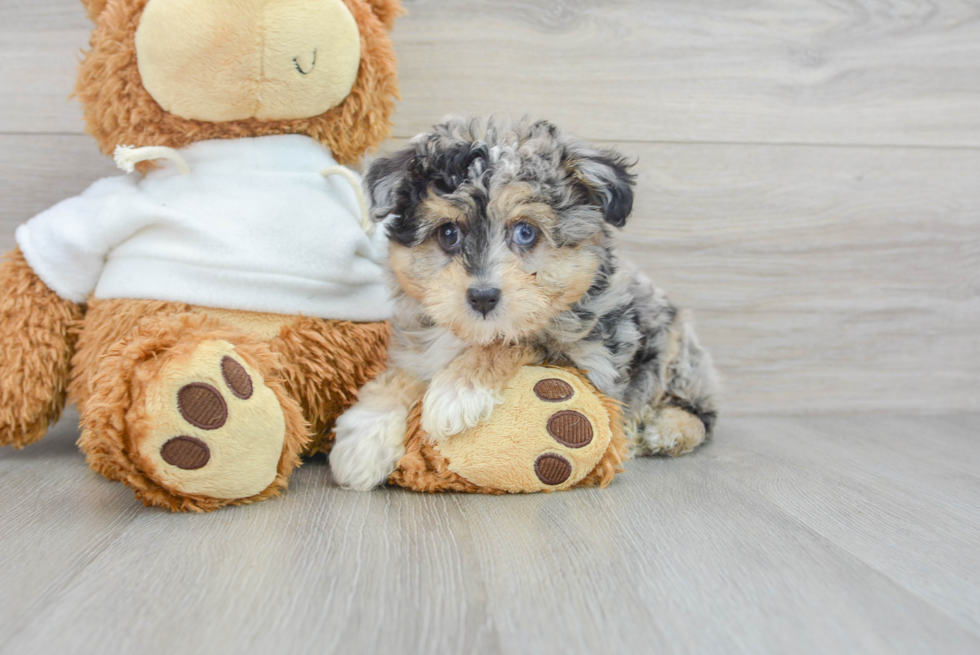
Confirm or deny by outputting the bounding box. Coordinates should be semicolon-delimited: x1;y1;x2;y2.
421;375;500;443
329;404;409;491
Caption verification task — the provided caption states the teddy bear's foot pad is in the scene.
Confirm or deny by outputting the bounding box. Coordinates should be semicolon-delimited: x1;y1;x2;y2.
160;436;211;469
434;368;616;493
534;453;572;485
137;341;286;500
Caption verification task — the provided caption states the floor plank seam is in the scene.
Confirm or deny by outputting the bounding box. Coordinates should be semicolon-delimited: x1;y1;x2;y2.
6;131;980;155
388;133;980;152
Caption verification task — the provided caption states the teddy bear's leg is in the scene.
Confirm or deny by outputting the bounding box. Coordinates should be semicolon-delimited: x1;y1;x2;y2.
0;248;83;448
628;321;720;457
76;310;307;512
269;317;390;454
329;367;427;491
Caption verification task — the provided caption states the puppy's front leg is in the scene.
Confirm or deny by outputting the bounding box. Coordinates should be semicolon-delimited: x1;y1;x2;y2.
330;368;427;491
421;343;534;443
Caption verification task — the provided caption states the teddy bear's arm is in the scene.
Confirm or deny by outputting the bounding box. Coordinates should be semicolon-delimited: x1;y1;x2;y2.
0;172;133;447
14;175;141;304
0;248;83;448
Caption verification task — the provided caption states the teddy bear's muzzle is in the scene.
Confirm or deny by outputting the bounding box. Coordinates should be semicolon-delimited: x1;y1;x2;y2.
135;0;362;123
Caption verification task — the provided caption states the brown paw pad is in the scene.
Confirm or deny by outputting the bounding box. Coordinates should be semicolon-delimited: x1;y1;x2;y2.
178;383;228;430
140;343;288;500
160;436;211;470
221;356;253;400
176;355;253;430
534;378;574;402
432;367;614;494
535;453;572;486
547;410;593;448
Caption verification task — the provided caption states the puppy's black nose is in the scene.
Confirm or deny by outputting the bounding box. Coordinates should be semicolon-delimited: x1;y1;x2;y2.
467;287;501;317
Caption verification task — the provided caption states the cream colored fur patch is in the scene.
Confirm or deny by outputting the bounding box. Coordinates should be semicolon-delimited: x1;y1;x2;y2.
136;340;286;499
136;0;362;122
192;307;295;341
435;367;613;493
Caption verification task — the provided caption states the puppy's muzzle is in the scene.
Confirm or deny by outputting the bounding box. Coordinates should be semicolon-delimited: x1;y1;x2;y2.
467;287;501;317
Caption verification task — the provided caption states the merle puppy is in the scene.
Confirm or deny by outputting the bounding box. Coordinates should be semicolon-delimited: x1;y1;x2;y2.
330;117;719;491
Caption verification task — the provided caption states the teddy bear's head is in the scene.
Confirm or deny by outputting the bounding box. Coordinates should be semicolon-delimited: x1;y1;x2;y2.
77;0;402;164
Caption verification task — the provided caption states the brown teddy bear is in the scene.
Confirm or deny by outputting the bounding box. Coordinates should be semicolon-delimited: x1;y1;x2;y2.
0;0;404;512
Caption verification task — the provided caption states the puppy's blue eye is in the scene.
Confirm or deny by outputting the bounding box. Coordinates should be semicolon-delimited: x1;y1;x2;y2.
436;223;462;253
512;222;538;248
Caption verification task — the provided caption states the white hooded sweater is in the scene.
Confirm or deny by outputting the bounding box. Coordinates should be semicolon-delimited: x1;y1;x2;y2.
16;135;392;322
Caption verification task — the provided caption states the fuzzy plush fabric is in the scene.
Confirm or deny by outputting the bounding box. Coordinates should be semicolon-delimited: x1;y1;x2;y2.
0;249;83;449
389;367;628;494
362;0;405;30
16;136;392;319
1;0;402;511
71;298;391;458
136;0;363;123
70;300;388;511
70;298;197;411
130;338;291;500
76;0;401;165
271;315;390;453
80;0;109;20
77;311;309;512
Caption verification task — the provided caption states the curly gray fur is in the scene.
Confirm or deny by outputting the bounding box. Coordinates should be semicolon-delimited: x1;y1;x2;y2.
366;116;720;449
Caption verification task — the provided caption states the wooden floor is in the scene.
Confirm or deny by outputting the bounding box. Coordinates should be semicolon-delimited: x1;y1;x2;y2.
0;412;977;655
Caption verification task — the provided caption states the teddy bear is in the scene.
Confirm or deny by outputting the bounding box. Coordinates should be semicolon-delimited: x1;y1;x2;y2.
0;0;404;512
0;0;629;510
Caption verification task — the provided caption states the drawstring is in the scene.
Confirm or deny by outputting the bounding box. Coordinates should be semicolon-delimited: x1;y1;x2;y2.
322;166;374;235
114;145;191;175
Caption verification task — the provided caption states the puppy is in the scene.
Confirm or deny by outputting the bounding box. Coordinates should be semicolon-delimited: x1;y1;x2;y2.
330;117;719;491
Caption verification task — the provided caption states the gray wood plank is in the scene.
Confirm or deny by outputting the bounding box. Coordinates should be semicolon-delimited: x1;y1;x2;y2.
0;410;141;640
707;415;980;636
3;0;980;147
3;134;977;415
0;1;90;134
2;415;979;655
611;141;980;416
0;465;501;655
461;455;980;655
843;413;980;482
0;135;117;244
389;0;980;146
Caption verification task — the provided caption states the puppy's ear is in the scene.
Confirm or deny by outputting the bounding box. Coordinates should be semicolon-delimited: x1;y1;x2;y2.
568;149;636;228
364;146;417;222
